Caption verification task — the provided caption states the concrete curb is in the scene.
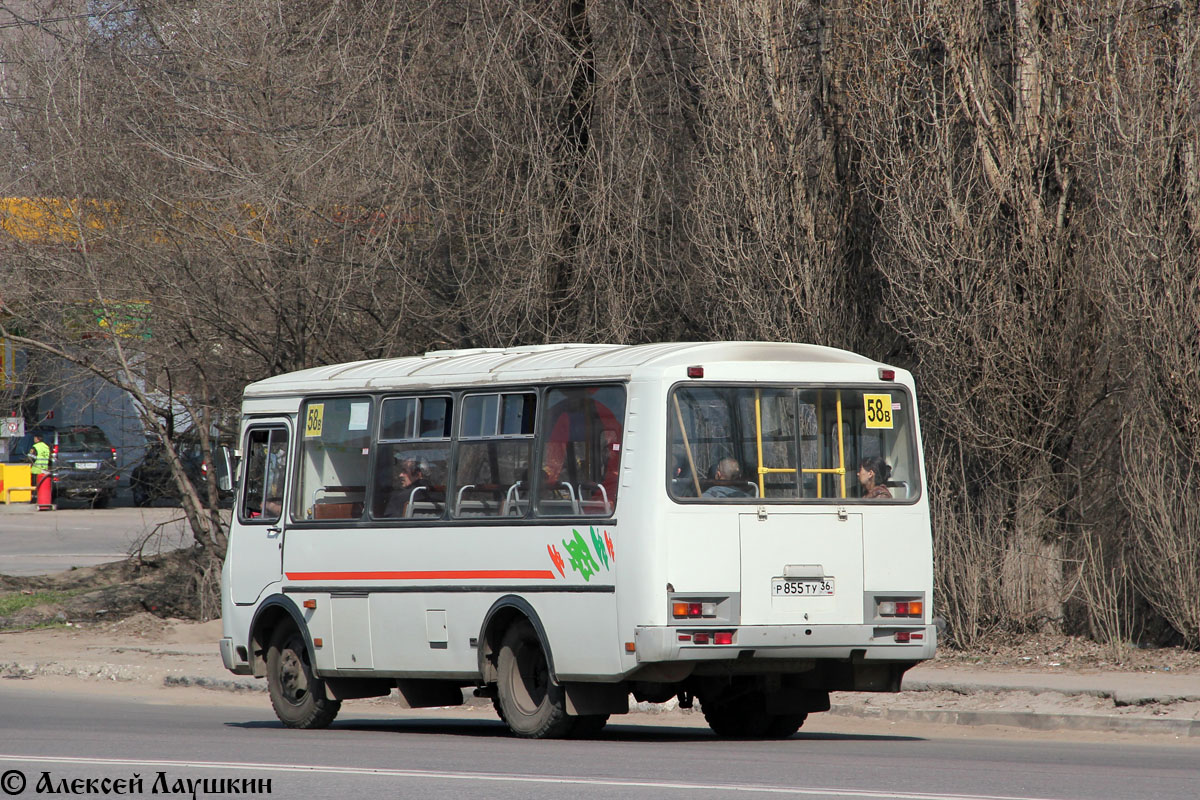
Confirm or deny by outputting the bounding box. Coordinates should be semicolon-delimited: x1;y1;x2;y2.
828;703;1200;737
906;679;1200;709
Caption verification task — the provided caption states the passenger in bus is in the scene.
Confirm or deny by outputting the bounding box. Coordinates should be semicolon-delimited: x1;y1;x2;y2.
672;455;697;496
384;458;431;517
702;457;750;498
857;456;893;499
542;400;622;505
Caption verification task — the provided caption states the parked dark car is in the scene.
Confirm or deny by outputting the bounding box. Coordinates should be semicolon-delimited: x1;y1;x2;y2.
130;437;233;507
9;424;120;507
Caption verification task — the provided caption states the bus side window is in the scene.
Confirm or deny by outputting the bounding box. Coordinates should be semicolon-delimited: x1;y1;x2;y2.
373;396;452;520
536;386;625;517
454;393;535;518
298;397;371;520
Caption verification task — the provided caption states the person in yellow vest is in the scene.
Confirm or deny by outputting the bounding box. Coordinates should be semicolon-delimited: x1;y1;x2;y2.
28;433;52;508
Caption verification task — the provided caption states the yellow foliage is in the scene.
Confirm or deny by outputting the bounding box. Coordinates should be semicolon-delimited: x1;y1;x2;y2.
0;197;119;244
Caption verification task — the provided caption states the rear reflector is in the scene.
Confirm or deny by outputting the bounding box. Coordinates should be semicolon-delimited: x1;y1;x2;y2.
692;633;710;645
895;631;911;643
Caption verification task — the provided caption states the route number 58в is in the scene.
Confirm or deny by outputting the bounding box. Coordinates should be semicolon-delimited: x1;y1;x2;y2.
863;394;893;429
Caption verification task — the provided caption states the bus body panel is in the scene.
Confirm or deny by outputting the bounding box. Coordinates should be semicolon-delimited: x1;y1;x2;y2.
863;509;934;592
279;523;624;679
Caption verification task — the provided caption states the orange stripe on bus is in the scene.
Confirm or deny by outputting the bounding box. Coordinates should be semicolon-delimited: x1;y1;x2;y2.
284;570;557;581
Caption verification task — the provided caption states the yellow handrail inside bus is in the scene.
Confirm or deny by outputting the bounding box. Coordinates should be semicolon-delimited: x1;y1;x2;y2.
750;388;850;501
754;389;807;498
795;390;848;499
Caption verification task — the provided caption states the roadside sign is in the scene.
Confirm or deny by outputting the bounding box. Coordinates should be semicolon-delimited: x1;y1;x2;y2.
4;417;24;438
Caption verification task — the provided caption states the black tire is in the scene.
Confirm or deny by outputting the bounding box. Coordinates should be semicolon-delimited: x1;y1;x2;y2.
569;714;609;738
132;483;151;507
266;623;341;729
764;713;807;738
495;619;574;739
702;696;772;739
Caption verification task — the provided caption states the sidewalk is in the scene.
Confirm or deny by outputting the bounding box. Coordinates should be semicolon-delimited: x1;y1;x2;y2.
1;617;1198;737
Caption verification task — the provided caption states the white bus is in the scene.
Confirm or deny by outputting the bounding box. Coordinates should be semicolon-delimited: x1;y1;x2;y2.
220;342;935;738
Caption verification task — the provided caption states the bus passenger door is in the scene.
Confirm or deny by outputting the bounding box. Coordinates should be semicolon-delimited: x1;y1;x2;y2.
230;421;292;605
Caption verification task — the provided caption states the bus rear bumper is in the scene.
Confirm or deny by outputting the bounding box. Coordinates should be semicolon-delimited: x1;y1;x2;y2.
634;623;937;665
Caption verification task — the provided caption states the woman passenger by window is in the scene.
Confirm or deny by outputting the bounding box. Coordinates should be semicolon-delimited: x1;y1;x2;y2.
857;456;892;500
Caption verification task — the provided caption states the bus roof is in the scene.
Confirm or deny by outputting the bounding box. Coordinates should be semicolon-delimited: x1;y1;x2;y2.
243;341;888;398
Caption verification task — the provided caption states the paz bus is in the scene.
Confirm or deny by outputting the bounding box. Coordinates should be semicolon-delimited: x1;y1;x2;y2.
219;341;935;738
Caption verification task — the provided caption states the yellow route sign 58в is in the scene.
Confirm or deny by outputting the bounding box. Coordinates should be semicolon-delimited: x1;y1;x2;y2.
304;403;325;438
863;394;894;429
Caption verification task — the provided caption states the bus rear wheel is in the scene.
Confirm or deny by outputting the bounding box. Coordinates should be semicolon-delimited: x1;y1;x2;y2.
266;623;340;729
703;697;807;739
702;698;772;739
764;713;807;738
495;619;574;739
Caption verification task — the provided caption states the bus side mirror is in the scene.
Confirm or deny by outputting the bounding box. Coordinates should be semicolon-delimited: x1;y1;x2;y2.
217;446;237;492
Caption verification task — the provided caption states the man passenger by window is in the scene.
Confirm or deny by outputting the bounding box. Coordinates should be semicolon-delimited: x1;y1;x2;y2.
385;458;431;517
702;457;750;498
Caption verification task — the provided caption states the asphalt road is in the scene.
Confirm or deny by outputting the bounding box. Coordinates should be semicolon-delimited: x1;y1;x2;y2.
0;500;196;576
0;687;1197;800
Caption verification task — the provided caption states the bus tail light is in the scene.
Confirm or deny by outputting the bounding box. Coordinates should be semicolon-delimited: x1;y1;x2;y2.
895;631;911;643
713;631;734;645
879;368;895;381
876;597;924;618
692;632;710;644
687;366;704;378
672;601;716;619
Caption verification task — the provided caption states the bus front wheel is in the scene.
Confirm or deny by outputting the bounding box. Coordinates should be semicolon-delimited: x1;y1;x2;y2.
266;622;341;729
495;619;574;739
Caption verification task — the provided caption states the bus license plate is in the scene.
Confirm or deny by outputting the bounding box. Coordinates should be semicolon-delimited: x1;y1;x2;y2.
75;462;99;470
772;578;834;596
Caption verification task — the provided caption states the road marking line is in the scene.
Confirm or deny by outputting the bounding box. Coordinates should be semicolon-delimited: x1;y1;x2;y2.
0;754;1062;800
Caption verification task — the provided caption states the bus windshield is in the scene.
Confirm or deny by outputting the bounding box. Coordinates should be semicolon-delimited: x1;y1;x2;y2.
668;385;919;502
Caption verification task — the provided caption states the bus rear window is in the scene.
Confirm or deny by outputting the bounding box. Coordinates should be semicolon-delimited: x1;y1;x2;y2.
669;385;919;502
